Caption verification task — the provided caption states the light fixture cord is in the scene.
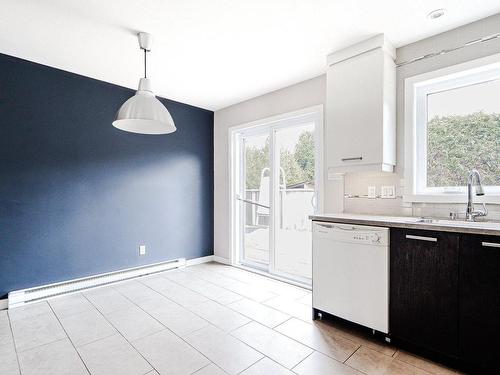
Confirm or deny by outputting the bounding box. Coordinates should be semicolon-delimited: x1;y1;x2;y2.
143;49;147;78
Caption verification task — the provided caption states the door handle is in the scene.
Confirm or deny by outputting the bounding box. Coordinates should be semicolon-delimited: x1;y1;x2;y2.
341;156;363;161
482;242;500;248
235;195;270;209
405;234;437;242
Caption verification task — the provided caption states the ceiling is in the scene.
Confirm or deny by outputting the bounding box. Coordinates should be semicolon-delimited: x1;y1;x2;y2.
1;1;500;111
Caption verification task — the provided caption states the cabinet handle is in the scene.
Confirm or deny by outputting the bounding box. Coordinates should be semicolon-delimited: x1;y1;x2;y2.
341;156;363;161
406;234;437;242
482;242;500;248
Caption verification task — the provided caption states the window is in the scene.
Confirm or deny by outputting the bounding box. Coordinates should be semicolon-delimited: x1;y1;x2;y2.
405;54;500;202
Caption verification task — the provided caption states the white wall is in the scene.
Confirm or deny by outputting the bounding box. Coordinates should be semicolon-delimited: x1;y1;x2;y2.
214;75;326;261
214;13;500;261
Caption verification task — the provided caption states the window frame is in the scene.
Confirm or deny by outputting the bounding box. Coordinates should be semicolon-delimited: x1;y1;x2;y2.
404;53;500;204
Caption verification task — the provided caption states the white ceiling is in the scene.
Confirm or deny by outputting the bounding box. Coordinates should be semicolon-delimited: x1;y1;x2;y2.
1;1;500;111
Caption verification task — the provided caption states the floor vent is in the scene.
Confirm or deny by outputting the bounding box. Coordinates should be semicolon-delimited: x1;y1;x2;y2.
8;258;186;309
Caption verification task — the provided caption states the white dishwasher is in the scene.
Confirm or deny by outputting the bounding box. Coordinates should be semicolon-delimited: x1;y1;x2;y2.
312;221;389;333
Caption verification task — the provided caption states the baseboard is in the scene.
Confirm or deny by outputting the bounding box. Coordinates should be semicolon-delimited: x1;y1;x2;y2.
185;255;214;266
0;299;8;310
8;258;186;309
213;256;231;265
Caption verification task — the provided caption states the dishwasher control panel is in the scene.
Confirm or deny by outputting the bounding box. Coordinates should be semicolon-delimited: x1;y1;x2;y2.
313;222;389;246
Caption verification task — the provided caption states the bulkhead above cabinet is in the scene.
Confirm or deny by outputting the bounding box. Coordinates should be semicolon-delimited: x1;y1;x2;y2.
326;34;396;174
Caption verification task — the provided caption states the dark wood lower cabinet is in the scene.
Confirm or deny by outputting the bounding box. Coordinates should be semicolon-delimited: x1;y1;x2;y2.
459;234;500;373
390;228;500;372
390;228;459;357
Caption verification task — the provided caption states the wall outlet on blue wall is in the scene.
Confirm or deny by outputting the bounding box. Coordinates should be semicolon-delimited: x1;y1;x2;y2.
139;245;146;255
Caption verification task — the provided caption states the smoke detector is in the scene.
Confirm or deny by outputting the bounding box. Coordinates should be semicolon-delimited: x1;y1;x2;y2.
428;9;445;20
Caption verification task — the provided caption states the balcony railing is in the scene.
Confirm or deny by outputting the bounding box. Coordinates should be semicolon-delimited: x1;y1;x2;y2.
244;188;314;231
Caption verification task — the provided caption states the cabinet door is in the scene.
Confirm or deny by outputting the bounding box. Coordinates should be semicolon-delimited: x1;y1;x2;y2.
390;229;459;357
459;235;500;372
326;48;384;168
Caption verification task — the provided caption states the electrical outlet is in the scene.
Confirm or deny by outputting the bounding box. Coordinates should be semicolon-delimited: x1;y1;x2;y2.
381;185;396;199
368;186;377;198
139;245;146;255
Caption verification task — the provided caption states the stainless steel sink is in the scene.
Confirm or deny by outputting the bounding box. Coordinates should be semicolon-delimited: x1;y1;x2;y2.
405;217;438;224
405;217;496;227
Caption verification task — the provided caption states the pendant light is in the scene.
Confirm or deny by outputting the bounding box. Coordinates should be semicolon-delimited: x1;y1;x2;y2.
113;32;176;135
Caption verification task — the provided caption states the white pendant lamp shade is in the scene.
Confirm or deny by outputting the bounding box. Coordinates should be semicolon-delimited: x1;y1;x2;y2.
112;32;176;135
113;78;176;134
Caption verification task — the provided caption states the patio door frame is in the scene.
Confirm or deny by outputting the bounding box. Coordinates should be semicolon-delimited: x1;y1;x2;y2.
228;105;324;285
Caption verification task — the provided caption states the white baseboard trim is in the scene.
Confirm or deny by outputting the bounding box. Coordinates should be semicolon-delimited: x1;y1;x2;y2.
185;255;214;266
0;299;8;310
8;258;186;309
213;256;231;265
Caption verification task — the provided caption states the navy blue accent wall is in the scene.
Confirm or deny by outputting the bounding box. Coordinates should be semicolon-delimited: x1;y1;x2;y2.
0;53;214;298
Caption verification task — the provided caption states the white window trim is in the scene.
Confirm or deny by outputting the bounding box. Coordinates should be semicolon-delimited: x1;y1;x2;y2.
404;52;500;204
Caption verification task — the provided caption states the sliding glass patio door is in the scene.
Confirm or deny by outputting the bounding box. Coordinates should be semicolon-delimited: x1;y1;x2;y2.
232;108;322;284
238;130;271;267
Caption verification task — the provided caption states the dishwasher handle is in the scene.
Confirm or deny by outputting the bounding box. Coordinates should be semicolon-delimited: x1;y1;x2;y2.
315;223;356;231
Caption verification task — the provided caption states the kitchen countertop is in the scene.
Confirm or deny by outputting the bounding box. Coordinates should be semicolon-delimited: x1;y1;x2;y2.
309;213;500;236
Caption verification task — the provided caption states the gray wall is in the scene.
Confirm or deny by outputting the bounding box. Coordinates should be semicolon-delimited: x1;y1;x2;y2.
213;13;500;261
214;75;326;261
344;13;500;217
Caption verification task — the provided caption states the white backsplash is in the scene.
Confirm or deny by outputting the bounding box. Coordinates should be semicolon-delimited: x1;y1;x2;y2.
343;172;500;221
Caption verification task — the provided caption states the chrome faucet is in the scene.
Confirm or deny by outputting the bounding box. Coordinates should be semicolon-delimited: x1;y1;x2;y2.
465;169;487;222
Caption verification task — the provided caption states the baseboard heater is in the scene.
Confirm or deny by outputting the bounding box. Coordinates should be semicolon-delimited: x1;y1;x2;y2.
8;258;186;309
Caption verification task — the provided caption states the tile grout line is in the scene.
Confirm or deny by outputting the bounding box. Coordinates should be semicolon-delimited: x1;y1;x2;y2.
268;317;344;354
271;316;294;331
181;273;276;305
110;284;217;373
129;278;226;338
271;316;347;354
290;350;315;372
164;266;311;331
180;267;279;303
136;275;212;308
50;298;121;348
47;301;92;375
6;310;23;375
14;337;68;355
234;356;265;374
8;305;74;353
207;267;372;373
157;269;318;371
191;362;227;375
224;296;295;325
343;344;362;364
7;266;452;375
136;276;294;374
227;320;312;372
135;274;253;334
197;263;310;295
389;353;443;375
207;266;311;303
161;271;246;306
80;292;159;374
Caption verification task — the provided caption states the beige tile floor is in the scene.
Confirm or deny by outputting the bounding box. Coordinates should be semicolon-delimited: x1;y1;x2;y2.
0;262;462;375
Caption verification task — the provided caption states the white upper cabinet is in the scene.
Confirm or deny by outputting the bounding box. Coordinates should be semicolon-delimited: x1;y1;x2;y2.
326;34;396;174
